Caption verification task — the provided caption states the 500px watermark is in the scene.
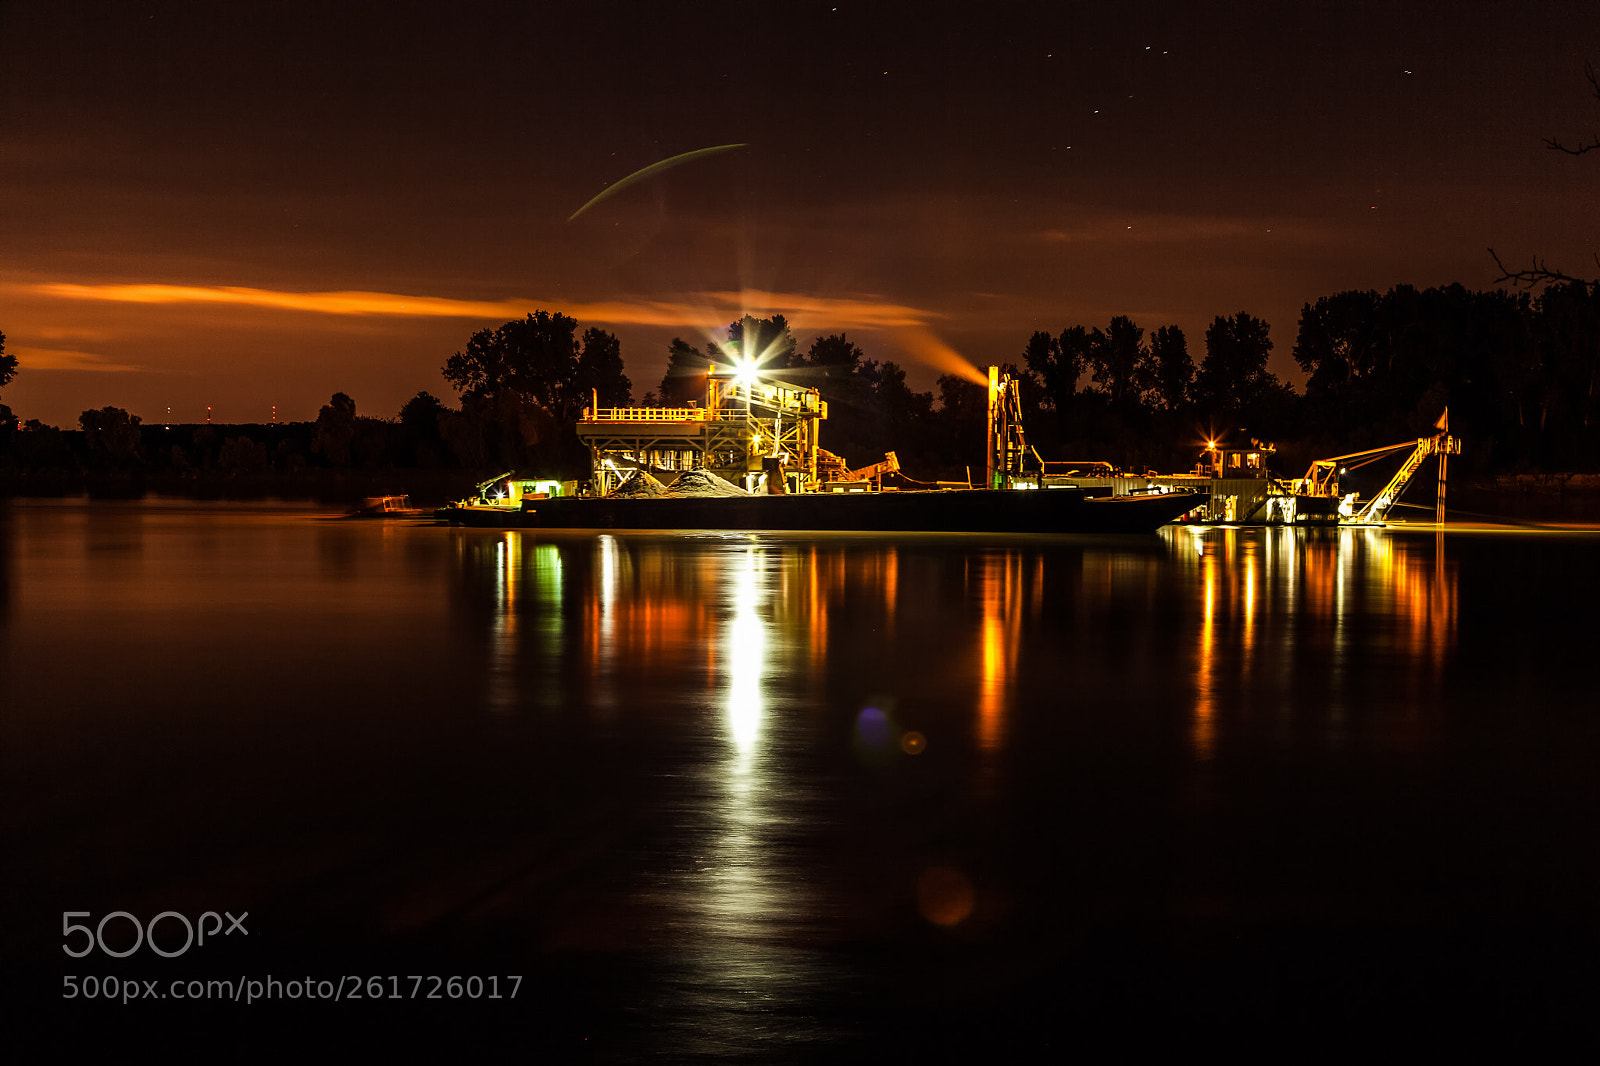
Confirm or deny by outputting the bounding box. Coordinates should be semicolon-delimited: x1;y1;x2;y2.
62;911;248;959
62;974;523;1004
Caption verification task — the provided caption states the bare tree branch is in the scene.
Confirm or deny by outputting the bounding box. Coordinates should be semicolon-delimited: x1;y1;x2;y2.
1490;247;1600;289
1489;62;1598;289
1544;61;1600;155
1543;134;1600;155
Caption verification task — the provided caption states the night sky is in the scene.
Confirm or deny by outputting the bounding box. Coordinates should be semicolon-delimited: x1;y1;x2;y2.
2;1;1595;426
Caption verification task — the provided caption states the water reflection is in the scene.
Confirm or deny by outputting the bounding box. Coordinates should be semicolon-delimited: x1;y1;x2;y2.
0;503;11;628
1194;544;1218;758
674;546;805;1042
454;530;563;714
1172;527;1459;760
452;526;1465;772
439;525;1475;1050
16;504;1584;1057
974;550;1025;765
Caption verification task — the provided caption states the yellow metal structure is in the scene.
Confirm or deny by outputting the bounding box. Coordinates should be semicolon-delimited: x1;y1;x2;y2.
1296;409;1461;524
576;364;827;494
986;366;1029;489
818;450;900;491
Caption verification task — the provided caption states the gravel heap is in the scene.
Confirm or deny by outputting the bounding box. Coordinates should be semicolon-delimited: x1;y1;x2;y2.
665;469;749;497
608;470;669;497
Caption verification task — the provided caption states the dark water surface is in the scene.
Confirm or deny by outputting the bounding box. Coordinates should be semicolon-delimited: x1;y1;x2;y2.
3;499;1597;1058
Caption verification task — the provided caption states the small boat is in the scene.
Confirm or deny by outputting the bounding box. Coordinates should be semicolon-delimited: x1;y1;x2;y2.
344;495;434;520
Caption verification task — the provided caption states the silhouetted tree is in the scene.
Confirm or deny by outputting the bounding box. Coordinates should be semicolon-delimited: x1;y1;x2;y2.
1195;313;1283;417
801;333;865;384
1294;290;1386;399
722;314;797;369
790;333;872;459
1023;328;1085;413
574;327;632;409
314;392;357;467
442;311;628;475
1089;315;1145;409
400;390;448;429
9;419;71;471
218;436;271;475
865;360;935;453
79;406;143;467
398;391;451;467
350;416;396;469
445;311;581;408
0;326;12;452
657;338;712;405
1140;325;1193;410
1536;281;1600;432
0;329;14;394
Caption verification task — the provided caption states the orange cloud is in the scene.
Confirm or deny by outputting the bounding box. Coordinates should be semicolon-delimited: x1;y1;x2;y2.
29;283;939;332
13;346;142;372
33;284;538;319
23;281;988;384
707;290;935;330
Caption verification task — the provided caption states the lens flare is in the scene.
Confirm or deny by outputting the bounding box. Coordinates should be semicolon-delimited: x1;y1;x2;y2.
916;866;976;926
857;707;890;750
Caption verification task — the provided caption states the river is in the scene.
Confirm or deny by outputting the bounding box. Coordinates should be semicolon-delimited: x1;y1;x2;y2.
2;499;1596;1058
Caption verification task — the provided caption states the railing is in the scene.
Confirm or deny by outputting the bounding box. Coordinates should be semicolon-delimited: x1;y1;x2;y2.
583;407;708;423
1038;460;1116;475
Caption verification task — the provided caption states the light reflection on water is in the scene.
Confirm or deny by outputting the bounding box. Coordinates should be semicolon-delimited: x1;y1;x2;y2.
9;501;1597;1057
1174;526;1459;759
665;544;825;1053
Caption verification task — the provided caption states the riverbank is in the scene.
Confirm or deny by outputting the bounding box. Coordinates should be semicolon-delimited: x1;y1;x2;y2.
0;468;477;507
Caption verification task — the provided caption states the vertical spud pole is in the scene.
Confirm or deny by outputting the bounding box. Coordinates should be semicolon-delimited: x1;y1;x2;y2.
986;365;999;490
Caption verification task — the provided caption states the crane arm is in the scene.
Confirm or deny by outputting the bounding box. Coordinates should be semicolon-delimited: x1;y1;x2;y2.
1299;441;1417;485
1351;433;1462;523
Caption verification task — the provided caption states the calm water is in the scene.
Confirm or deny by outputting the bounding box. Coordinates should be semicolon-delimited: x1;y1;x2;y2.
3;499;1597;1058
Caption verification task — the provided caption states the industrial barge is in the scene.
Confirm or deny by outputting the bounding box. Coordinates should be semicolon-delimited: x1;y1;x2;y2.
441;364;1204;535
1033;412;1460;527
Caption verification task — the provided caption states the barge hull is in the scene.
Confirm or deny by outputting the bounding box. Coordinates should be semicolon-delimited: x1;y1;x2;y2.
447;488;1205;535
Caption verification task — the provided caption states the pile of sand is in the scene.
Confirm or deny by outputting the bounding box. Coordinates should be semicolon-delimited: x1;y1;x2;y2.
608;470;669;498
666;469;749;497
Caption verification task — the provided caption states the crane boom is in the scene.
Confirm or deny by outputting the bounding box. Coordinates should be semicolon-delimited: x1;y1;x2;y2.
1350;423;1461;523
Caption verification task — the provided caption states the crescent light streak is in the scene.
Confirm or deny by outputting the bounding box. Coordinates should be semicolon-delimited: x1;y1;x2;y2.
567;143;748;221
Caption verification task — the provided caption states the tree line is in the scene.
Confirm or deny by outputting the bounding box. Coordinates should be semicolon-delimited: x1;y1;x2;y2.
2;281;1597;487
